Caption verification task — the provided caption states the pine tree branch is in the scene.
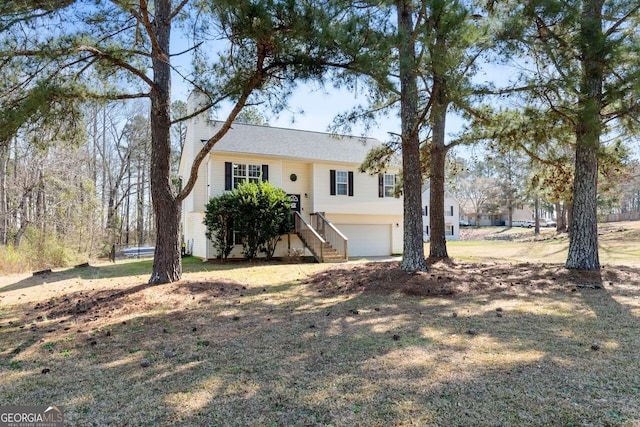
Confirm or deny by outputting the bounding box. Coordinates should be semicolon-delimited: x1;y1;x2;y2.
76;45;155;88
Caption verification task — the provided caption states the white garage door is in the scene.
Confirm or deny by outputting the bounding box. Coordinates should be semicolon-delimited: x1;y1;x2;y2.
336;224;391;257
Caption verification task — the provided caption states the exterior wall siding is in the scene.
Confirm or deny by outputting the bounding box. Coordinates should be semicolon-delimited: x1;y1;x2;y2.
280;161;313;221
311;164;403;216
511;206;534;222
190;161;208;213
184;212;207;258
222;233;309;259
208;154;284;197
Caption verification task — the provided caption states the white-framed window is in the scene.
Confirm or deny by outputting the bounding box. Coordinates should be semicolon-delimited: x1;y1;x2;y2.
383;174;396;197
330;169;353;196
336;171;348;195
233;163;261;189
225;162;268;191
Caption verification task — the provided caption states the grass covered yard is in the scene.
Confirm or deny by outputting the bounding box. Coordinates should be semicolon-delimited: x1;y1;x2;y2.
1;223;640;426
449;221;640;266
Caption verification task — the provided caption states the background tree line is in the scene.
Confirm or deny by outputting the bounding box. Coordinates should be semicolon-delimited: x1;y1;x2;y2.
447;147;640;231
0;98;180;272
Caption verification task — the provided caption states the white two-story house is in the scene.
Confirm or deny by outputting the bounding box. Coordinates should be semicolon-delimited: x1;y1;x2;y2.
421;186;460;241
178;93;404;261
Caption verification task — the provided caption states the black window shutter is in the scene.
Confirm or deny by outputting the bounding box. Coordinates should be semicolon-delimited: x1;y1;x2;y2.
262;165;269;182
348;171;354;197
330;170;336;195
378;174;384;198
425;206;428;216
225;162;232;191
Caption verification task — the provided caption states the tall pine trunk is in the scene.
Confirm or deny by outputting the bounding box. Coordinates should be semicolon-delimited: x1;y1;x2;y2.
0;142;8;245
429;144;447;258
137;157;145;245
149;0;181;284
397;0;427;272
565;0;603;270
428;73;449;259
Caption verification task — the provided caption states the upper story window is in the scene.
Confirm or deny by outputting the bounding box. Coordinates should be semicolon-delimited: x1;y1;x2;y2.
423;205;456;217
378;173;398;198
384;174;396;197
225;162;269;191
336;171;348;195
233;163;261;188
330;170;354;196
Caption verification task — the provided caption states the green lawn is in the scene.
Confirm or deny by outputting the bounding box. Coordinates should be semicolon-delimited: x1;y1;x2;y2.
446;222;640;266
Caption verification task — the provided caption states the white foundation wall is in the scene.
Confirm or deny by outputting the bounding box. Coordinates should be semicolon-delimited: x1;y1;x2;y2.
183;211;208;258
221;233;310;260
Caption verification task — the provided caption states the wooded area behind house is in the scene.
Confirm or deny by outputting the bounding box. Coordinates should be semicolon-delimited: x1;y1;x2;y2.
0;99;185;271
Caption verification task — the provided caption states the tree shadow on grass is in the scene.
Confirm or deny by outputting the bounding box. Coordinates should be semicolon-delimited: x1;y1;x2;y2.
0;261;639;426
598;243;640;262
0;257;304;294
0;262;153;294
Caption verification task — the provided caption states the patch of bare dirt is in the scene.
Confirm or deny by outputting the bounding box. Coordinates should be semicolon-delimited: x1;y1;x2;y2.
21;278;249;331
310;259;629;298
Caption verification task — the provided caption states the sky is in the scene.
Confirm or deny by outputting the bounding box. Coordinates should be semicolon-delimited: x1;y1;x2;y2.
172;72;477;150
169;37;511;150
172;74;399;143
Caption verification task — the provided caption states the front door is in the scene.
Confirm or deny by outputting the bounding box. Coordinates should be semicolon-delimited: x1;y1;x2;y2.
287;193;301;231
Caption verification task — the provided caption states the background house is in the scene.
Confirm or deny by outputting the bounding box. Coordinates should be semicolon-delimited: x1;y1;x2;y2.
178;93;404;260
421;186;460;240
459;199;534;226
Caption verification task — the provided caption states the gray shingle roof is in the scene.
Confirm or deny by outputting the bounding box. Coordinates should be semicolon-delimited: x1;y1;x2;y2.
206;121;385;165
